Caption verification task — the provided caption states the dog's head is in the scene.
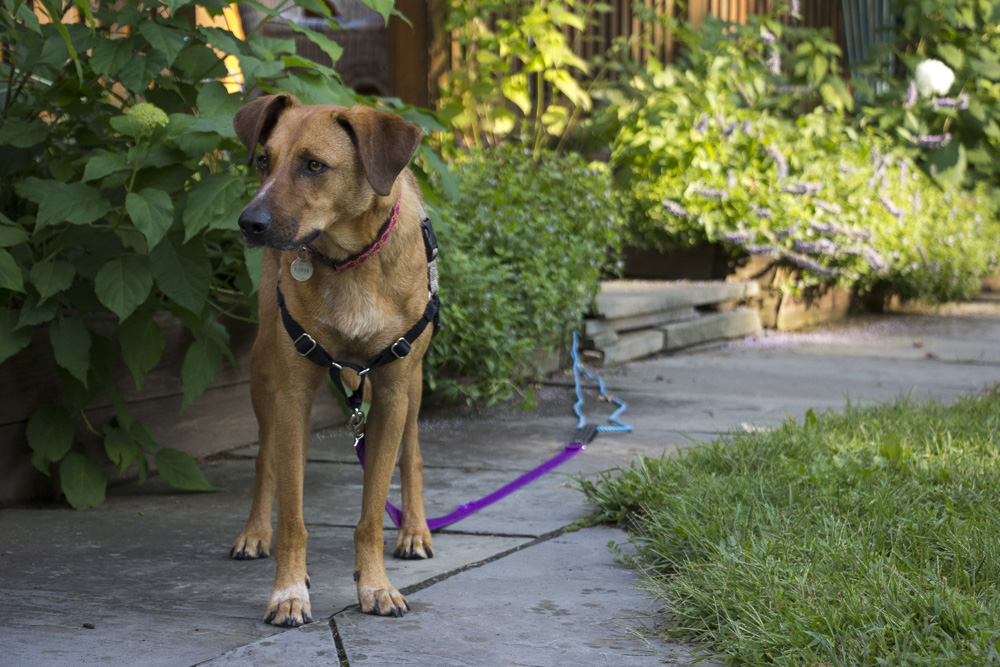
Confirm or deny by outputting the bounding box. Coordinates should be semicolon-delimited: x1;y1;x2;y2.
233;93;423;250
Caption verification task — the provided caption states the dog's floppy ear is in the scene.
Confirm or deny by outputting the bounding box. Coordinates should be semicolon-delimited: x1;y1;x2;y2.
337;105;424;197
233;93;300;166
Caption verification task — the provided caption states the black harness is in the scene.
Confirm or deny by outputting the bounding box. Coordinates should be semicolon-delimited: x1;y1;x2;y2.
276;215;441;441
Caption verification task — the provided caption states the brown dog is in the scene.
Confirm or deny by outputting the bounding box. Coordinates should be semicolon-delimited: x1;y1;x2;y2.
230;93;436;626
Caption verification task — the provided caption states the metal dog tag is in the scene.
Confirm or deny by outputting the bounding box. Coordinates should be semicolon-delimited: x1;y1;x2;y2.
290;249;314;282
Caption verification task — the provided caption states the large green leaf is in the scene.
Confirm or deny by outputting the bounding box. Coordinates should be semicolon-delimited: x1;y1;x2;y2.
59;452;107;509
50;317;91;385
138;21;186;67
195;80;243;119
27;404;75;475
94;254;153;321
181;336;222;409
182;172;245;240
16;293;58;329
0;307;31;364
0;248;24;292
29;259;74;302
126;188;174;250
82;151;130;183
90;36;134;77
15;178;111;229
103;425;142;475
0;224;29;247
150;236;211;313
118;312;166;390
0;119;48;148
155;447;216;491
359;0;394;24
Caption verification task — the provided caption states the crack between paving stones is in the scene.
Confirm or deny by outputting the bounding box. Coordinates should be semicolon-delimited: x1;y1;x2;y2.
329;616;351;667
328;525;568;626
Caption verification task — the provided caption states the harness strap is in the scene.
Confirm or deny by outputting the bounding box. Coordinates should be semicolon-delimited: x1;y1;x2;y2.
277;214;441;435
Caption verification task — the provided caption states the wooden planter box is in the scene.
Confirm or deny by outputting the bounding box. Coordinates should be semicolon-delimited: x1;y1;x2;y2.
0;314;346;504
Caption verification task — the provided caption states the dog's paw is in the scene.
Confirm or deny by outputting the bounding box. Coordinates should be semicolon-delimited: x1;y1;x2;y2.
230;530;271;560
358;585;410;617
265;583;312;627
392;532;433;560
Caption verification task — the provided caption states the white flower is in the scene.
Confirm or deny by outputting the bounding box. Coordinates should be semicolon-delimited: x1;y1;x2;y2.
914;59;955;97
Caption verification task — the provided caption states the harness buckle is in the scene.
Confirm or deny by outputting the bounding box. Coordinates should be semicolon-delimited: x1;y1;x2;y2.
294;333;318;357
348;409;366;440
390;337;411;359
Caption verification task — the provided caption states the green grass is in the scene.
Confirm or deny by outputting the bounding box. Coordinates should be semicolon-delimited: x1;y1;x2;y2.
581;388;1000;666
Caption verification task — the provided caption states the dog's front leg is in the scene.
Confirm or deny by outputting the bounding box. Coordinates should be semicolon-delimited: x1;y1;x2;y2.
354;376;410;616
263;360;324;627
394;359;433;560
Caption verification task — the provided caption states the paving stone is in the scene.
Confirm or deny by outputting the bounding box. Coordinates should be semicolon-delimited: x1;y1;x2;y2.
661;308;763;351
597;329;664;364
583;305;698;337
594;280;758;319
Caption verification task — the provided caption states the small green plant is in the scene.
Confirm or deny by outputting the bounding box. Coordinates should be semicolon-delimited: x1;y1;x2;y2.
425;144;622;406
439;0;604;156
0;0;375;507
581;387;1000;665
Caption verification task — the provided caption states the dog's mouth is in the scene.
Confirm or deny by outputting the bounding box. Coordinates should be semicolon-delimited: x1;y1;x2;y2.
242;228;321;251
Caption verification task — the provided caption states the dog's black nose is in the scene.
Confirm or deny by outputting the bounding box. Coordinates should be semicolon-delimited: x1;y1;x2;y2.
238;205;272;239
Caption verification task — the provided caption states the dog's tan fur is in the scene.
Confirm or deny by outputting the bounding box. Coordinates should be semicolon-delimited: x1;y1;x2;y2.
230;93;434;625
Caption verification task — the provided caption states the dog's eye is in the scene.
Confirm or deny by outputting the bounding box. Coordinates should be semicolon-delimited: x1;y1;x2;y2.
257;155;269;172
307;159;326;173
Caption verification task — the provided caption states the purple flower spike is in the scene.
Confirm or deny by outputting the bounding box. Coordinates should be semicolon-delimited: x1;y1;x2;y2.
767;48;782;75
814;200;842;215
904;80;918;109
753;206;773;219
727;170;738;189
794;238;839;256
742;119;753;134
696;187;728;200
787;251;837;276
762;30;777;44
663;200;691;219
933;94;970;110
879;195;904;220
745;244;783;259
766;146;789;179
863;247;888;273
915;133;953;148
782;182;822;196
721;230;755;244
694;114;710;133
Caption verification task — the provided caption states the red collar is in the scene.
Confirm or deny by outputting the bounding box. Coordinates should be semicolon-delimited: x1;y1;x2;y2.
305;193;402;272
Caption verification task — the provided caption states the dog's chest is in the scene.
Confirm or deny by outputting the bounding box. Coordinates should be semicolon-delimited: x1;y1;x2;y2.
315;278;402;344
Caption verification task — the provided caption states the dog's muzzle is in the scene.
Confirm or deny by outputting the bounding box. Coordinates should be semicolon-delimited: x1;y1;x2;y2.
238;201;274;247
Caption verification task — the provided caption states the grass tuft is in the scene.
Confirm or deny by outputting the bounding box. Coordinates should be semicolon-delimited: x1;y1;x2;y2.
581;387;1000;666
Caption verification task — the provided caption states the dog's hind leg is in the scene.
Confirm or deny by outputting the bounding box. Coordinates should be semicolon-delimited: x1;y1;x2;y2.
393;359;433;560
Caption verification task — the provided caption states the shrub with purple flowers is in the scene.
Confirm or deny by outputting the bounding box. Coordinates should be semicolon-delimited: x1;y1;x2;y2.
605;59;998;302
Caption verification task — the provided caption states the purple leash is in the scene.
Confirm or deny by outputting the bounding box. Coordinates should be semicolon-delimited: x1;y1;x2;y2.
354;333;630;531
354;424;597;531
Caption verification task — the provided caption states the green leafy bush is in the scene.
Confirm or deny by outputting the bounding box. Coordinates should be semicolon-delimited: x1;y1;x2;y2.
853;0;1000;190
602;18;999;302
425;144;622;405
0;0;362;507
